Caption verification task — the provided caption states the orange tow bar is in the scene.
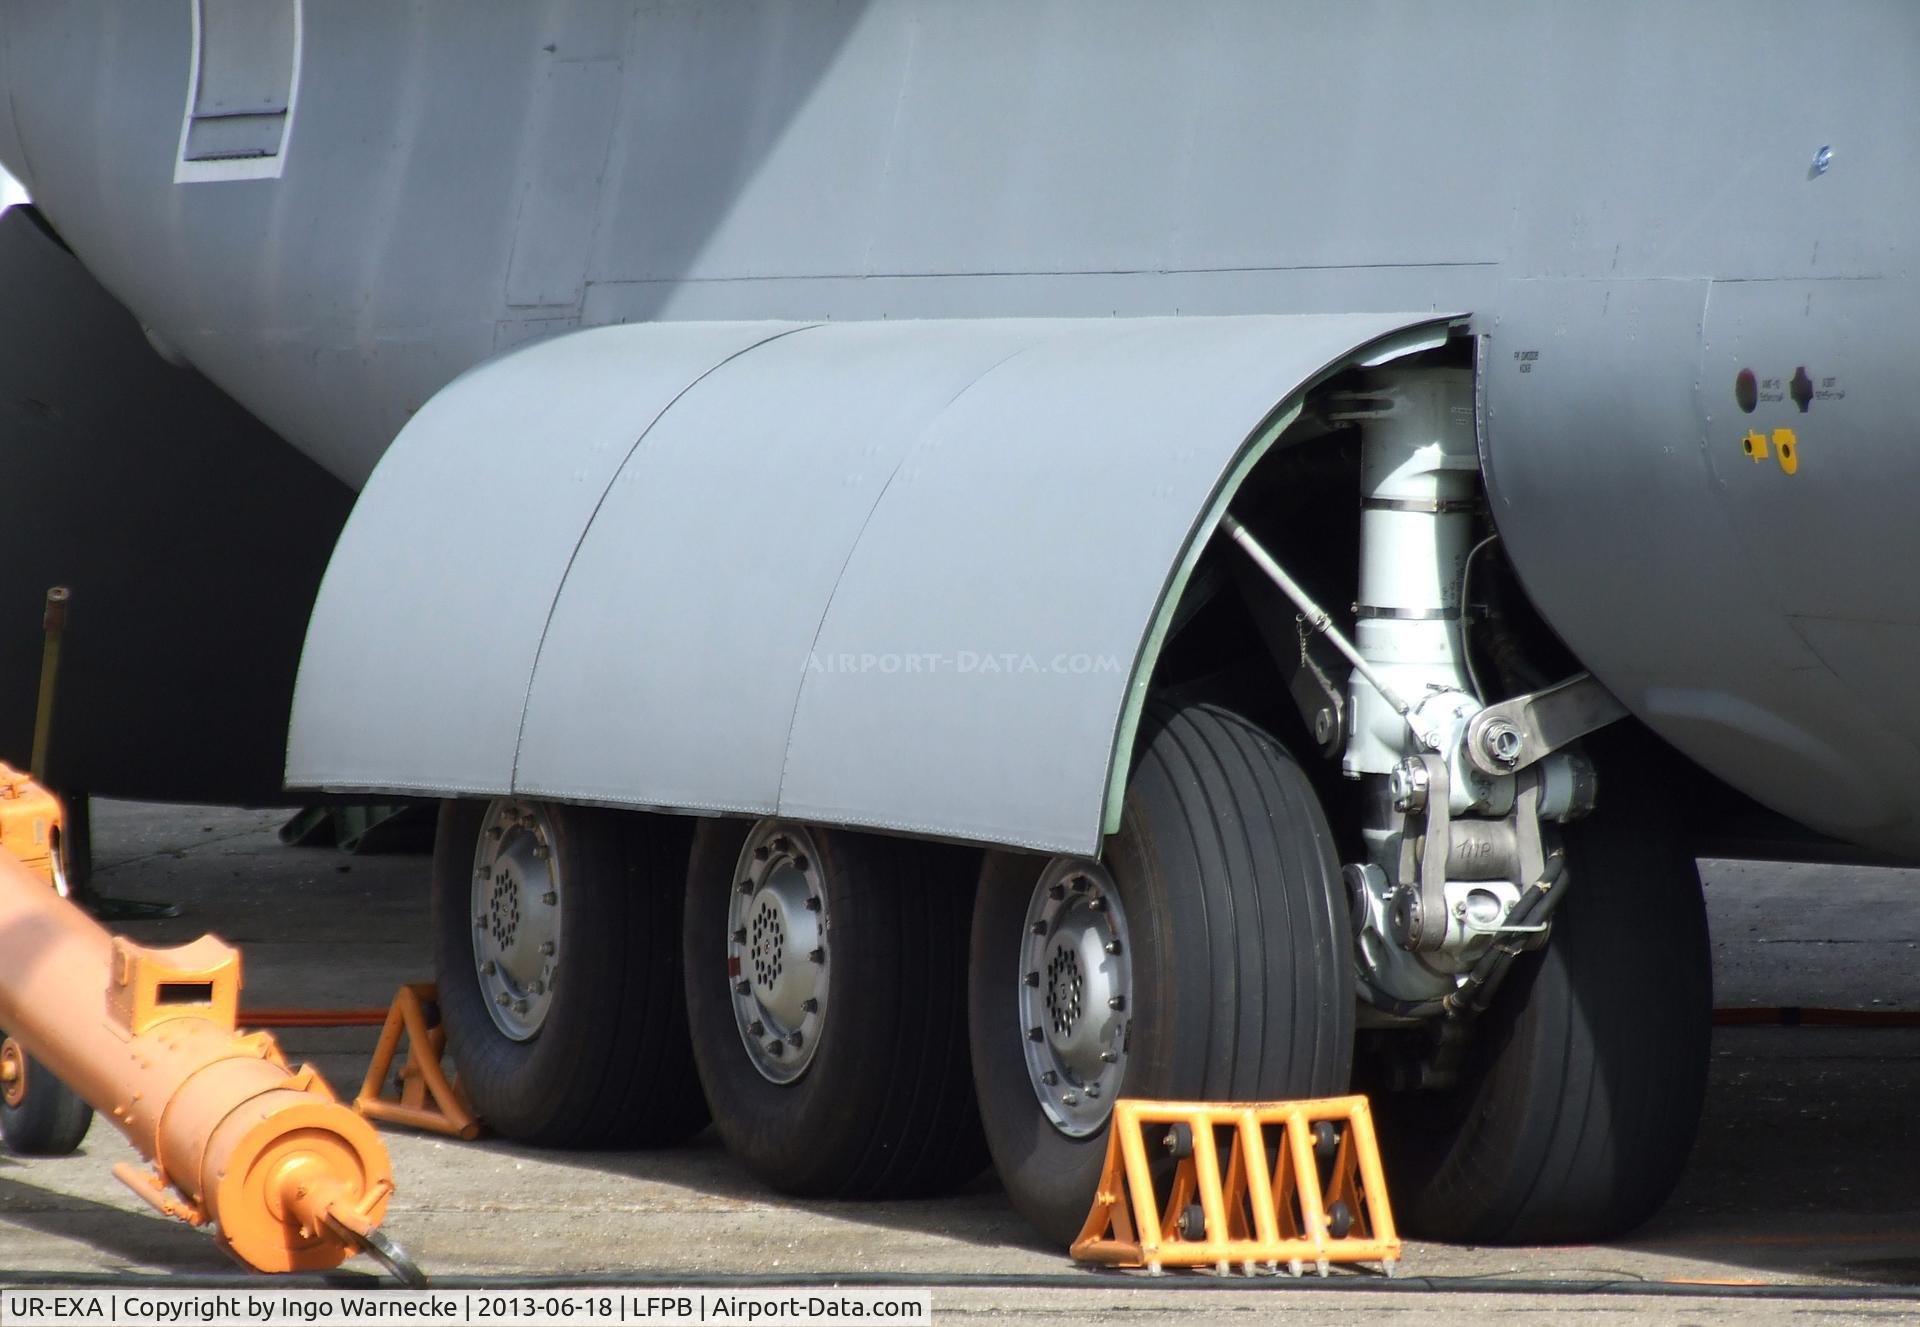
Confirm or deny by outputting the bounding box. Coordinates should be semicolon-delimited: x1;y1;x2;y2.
0;769;420;1281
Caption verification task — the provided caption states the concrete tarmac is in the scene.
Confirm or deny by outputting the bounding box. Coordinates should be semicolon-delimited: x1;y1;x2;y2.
0;801;1917;1322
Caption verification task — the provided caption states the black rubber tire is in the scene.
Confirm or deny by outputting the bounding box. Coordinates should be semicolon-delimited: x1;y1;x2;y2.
1368;736;1712;1243
683;819;987;1198
970;701;1354;1248
431;799;709;1147
0;1049;93;1156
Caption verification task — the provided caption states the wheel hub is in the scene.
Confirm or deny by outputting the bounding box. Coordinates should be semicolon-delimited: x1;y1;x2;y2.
1020;858;1132;1137
727;822;828;1085
0;1037;24;1108
469;799;561;1041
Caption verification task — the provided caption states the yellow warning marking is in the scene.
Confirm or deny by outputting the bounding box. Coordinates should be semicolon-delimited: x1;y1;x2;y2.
1774;427;1798;475
1742;431;1769;461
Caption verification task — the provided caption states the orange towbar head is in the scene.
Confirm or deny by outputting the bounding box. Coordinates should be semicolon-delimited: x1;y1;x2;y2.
1072;1096;1399;1277
0;774;419;1281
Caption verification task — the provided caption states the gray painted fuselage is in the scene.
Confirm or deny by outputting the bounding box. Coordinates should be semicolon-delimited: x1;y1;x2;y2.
0;2;1914;853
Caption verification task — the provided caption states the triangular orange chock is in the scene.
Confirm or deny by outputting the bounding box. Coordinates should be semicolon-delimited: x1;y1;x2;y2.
1070;1097;1400;1276
354;982;482;1139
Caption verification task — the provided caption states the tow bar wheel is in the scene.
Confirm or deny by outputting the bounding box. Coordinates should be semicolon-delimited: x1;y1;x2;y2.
431;798;708;1147
970;702;1354;1247
684;817;987;1198
0;1034;93;1156
1019;858;1132;1138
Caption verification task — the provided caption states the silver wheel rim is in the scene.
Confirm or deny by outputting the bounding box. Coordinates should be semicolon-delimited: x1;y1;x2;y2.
726;821;829;1085
470;799;561;1041
1020;857;1132;1137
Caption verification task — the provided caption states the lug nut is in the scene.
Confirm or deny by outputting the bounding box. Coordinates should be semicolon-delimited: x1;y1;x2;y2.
539;940;555;956
1031;920;1047;935
801;998;819;1013
805;895;821;911
1104;940;1123;956
791;853;809;871
767;1040;784;1057
1088;897;1107;913
737;880;754;895
732;927;748;944
479;961;496;976
748;1020;766;1036
788;1032;804;1049
1028;1027;1044;1042
541;891;557;905
1048;883;1066;900
734;980;751;996
1041;1070;1059;1085
753;845;770;861
528;980;544;995
1108;995;1126;1011
1101;1050;1119;1064
512;999;528;1014
809;947;826;964
1062;1093;1079;1106
1024;971;1040;987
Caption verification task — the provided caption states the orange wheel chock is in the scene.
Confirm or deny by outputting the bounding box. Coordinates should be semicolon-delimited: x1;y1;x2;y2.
1071;1096;1400;1277
355;983;481;1140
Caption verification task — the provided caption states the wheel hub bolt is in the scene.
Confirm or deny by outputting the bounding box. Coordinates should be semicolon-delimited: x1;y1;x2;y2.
809;947;826;964
539;941;555;956
528;980;544;995
736;880;753;895
749;1020;766;1036
791;854;809;871
1041;1071;1058;1085
767;1040;784;1057
1024;971;1040;987
1048;883;1066;900
788;1032;803;1048
1062;1093;1078;1106
541;891;557;905
513;999;528;1015
805;895;821;911
1088;897;1107;912
479;961;496;976
734;980;751;996
733;927;748;944
1101;1050;1118;1063
1028;1026;1044;1042
1108;995;1126;1011
1031;920;1047;935
801;998;819;1013
1104;940;1122;955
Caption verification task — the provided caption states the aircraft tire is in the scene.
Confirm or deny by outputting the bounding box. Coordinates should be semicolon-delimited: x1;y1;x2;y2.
968;701;1354;1248
431;799;709;1147
0;1042;93;1156
682;818;986;1198
1370;732;1711;1243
